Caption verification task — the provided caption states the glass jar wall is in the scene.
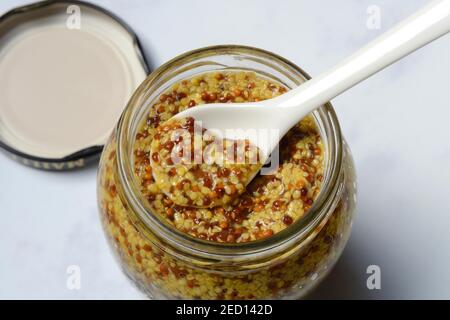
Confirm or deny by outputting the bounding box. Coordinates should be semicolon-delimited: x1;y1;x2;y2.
97;46;357;299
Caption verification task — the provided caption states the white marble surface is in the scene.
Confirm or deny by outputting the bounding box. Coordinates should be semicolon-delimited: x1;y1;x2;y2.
1;0;449;299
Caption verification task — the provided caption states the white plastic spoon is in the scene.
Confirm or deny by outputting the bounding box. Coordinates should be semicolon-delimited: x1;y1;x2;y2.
173;0;450;160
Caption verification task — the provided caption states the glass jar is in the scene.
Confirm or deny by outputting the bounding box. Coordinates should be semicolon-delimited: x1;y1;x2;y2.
97;45;357;299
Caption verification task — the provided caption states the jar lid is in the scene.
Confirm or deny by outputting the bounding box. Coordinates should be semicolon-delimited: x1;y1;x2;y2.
0;0;149;170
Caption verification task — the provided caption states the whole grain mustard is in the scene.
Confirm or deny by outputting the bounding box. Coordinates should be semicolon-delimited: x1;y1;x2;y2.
134;72;324;242
97;71;355;299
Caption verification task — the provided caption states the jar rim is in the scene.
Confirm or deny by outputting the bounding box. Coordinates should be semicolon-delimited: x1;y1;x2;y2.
116;45;344;261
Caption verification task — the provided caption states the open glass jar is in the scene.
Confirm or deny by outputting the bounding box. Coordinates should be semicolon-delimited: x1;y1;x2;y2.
97;45;357;299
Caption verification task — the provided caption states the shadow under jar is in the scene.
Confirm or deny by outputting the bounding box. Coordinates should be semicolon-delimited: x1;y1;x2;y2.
97;45;357;299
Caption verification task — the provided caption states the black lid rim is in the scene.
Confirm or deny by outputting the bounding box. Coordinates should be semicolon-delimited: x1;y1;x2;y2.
0;0;150;169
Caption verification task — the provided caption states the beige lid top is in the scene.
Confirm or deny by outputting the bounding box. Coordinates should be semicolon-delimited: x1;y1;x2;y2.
0;1;148;168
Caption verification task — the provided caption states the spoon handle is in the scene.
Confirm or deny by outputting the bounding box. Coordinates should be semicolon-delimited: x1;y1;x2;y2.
277;0;450;125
